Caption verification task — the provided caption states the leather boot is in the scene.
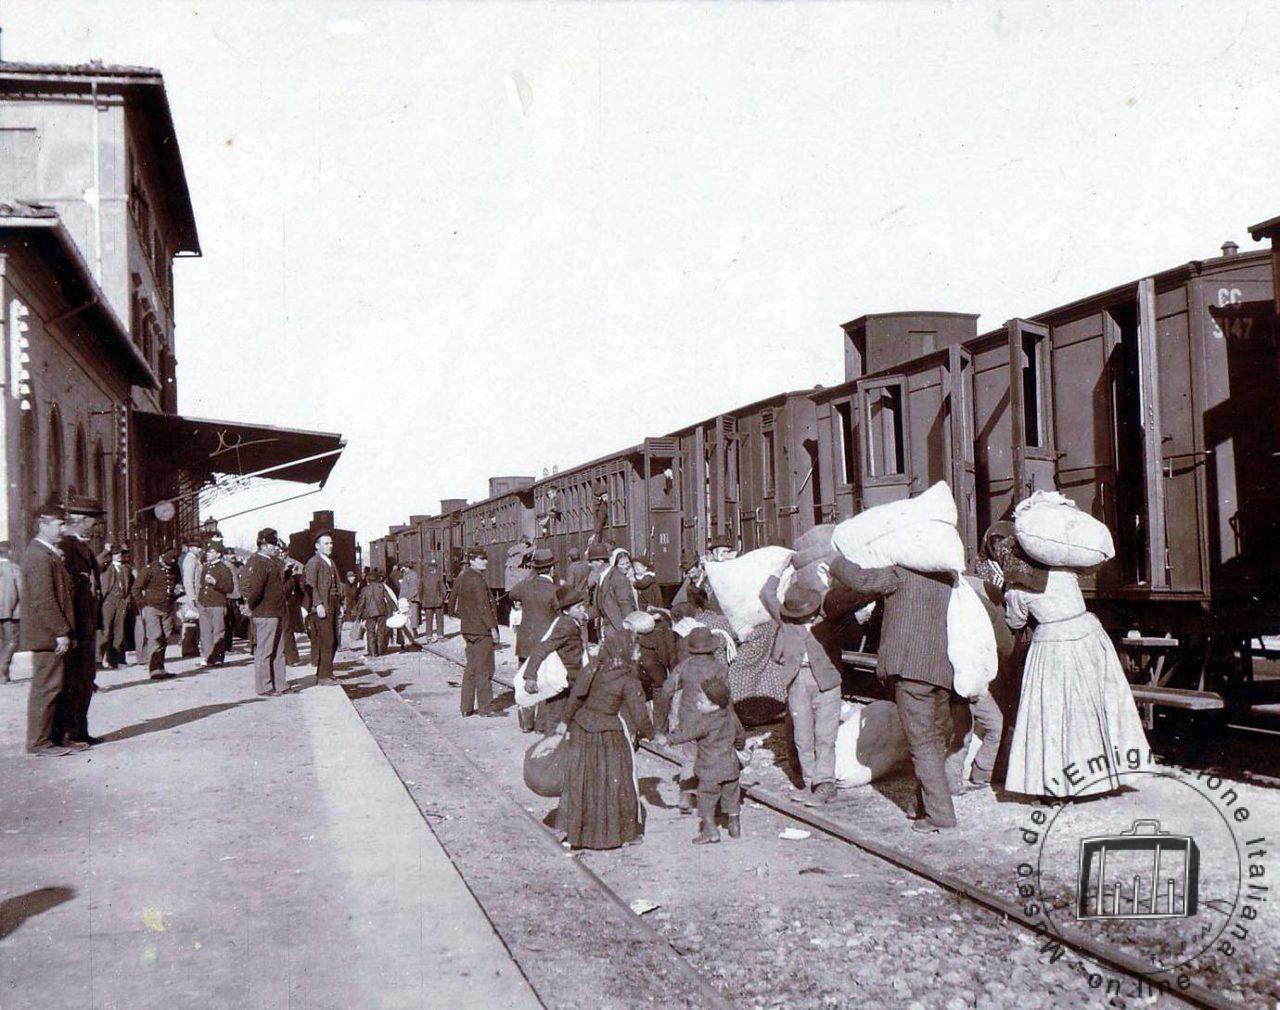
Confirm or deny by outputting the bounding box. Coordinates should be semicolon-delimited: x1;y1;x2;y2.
726;815;741;839
678;790;697;815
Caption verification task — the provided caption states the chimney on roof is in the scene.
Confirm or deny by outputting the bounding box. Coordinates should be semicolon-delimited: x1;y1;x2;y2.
1222;240;1240;258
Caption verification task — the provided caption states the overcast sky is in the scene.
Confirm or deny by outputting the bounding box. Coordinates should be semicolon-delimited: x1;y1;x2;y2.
6;1;1280;552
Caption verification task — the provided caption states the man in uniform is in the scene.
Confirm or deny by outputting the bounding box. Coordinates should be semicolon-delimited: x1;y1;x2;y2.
303;531;343;684
134;547;179;678
507;547;559;732
98;543;133;669
242;528;289;696
450;547;503;718
197;543;234;667
58;497;104;747
21;503;76;755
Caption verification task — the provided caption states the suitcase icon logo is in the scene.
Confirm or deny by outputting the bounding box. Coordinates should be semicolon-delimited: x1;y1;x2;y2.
1076;819;1200;920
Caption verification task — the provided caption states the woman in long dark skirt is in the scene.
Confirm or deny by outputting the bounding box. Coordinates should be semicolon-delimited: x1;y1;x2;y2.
555;626;654;850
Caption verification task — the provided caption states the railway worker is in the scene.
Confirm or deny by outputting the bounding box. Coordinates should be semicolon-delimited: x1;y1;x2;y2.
134;547;179;679
177;538;203;659
20;503;76;756
663;625;729;813
597;548;639;635
420;561;447;643
508;548;560;732
667;676;746;844
0;539;20;684
452;548;504;718
197;543;234;667
242;528;290;696
56;497;104;748
98;544;133;669
522;584;590;733
822;557;959;832
303;532;343;684
554;624;653;850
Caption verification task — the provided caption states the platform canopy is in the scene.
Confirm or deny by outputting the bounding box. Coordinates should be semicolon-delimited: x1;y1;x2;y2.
135;411;346;487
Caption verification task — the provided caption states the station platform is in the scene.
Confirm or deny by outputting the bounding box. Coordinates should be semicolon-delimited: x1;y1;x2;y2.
0;644;540;1010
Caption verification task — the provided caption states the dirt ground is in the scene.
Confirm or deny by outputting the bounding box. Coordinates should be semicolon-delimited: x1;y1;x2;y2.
347;639;1267;1009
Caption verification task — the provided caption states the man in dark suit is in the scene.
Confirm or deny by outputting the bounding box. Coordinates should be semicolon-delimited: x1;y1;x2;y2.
133;548;179;677
825;557;958;832
420;561;447;642
58;497;104;747
98;544;133;668
21;503;77;756
197;543;234;667
449;548;503;718
303;531;343;684
507;548;560;733
242;528;289;695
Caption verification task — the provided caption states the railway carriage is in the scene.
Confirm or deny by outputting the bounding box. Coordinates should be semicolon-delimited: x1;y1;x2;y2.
458;478;537;594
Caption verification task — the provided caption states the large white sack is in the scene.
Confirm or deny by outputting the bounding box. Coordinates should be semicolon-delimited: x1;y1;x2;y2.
834;700;911;788
791;524;838;569
704;545;793;641
831;482;966;574
1014;490;1115;569
515;650;570;707
948;577;999;699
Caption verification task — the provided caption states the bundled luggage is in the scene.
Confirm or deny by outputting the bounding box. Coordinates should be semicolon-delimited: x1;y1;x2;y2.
833;700;910;787
831;481;967;573
523;732;569;797
703;545;794;641
514;650;570;708
1013;490;1115;569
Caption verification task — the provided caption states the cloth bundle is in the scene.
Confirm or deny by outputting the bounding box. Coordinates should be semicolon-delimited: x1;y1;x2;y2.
523;732;569;797
832;482;997;699
833;700;911;787
703;546;794;641
1013;490;1115;569
514;622;572;707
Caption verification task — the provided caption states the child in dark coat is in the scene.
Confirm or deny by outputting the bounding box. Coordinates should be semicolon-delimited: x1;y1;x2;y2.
356;569;393;657
668;677;746;845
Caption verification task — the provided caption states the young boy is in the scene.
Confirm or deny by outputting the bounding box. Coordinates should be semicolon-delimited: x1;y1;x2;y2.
668;677;746;845
662;625;727;811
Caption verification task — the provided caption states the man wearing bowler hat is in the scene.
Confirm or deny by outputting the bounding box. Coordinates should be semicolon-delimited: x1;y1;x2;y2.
450;548;504;717
98;542;133;669
508;547;559;732
21;502;77;755
133;547;179;677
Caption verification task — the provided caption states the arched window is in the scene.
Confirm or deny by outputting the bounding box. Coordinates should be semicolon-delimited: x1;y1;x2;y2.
47;407;64;503
73;425;88;497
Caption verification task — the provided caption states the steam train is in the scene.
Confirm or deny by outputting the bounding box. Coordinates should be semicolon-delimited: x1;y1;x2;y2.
371;214;1280;722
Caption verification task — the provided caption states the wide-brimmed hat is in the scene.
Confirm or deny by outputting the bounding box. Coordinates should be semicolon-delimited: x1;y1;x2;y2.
686;626;719;654
555;585;586;610
466;547;487;561
586;543;610;562
64;495;104;517
531;548;555;570
780;585;823;622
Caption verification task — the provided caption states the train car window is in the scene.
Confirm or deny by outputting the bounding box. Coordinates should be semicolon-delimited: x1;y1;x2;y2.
834;399;856;485
864;382;906;477
1020;332;1049;448
762;429;777;498
726;436;740;502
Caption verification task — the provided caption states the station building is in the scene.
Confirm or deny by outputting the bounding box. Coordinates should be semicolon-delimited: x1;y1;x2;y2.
0;58;344;556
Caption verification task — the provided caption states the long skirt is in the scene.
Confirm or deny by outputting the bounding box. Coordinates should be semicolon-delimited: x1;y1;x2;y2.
1005;612;1151;797
556;719;643;849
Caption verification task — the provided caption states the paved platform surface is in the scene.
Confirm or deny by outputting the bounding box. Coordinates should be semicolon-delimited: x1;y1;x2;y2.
0;643;540;1010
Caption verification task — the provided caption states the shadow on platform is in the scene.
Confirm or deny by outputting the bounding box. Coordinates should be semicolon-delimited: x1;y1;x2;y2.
0;886;76;940
101;698;266;743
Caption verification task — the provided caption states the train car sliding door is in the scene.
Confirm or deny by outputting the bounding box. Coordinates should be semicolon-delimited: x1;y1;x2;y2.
644;438;683;586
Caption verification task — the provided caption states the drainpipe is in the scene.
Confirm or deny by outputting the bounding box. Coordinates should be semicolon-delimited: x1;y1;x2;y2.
90;81;103;283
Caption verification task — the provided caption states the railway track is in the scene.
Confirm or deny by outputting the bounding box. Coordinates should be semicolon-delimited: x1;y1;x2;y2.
409;641;1250;1010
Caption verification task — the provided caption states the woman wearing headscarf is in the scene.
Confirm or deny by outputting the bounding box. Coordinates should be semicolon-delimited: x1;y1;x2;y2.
554;622;654;850
597;547;639;635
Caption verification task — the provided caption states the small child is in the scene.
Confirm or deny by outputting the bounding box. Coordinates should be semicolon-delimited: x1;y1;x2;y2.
668;677;746;845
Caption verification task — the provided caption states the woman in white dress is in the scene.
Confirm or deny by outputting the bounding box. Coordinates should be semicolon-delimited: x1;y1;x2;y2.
1004;568;1151;798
